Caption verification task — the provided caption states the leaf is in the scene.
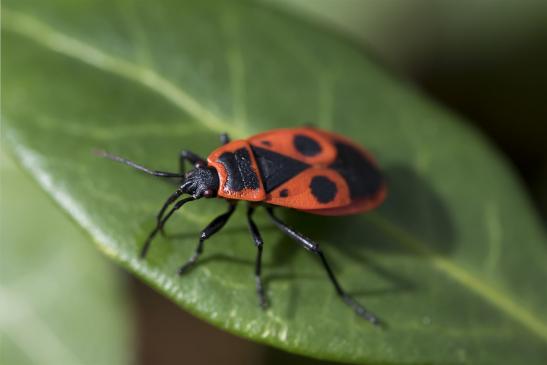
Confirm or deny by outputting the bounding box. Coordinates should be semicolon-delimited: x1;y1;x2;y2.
0;153;133;365
2;1;547;364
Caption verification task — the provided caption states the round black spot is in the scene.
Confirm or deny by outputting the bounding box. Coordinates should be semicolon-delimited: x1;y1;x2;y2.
261;140;272;146
279;189;289;198
294;134;322;156
310;176;337;203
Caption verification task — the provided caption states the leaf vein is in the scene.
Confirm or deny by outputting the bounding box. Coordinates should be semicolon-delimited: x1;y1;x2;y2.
367;213;547;343
2;9;244;138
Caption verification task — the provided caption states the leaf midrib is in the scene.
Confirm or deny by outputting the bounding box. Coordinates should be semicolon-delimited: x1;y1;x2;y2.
2;9;245;139
3;7;547;343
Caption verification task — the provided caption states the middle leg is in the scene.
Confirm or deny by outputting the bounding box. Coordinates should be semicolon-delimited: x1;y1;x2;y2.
246;205;268;309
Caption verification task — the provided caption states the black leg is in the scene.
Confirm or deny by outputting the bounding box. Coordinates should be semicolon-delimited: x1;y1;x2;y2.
246;205;268;309
179;150;206;174
178;202;237;275
95;150;184;178
154;149;204;234
140;196;196;258
265;207;381;326
220;133;231;145
156;189;184;236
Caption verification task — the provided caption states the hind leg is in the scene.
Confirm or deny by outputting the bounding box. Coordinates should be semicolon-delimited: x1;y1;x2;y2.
265;207;381;326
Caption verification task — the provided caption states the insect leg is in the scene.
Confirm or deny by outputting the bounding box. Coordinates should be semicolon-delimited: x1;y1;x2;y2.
265;207;381;326
178;202;237;275
95;150;184;178
220;133;231;145
179;150;207;174
163;149;204;234
156;189;185;236
140;196;196;258
246;205;268;309
156;150;204;234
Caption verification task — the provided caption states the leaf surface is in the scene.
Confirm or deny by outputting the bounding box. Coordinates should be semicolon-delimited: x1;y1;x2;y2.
2;1;547;363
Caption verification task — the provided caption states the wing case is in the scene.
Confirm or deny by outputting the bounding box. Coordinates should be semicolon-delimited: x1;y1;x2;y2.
248;127;386;215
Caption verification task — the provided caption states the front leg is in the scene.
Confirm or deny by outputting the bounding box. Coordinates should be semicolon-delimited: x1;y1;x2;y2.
220;133;231;145
178;202;237;275
179;150;207;174
155;149;205;236
141;196;196;258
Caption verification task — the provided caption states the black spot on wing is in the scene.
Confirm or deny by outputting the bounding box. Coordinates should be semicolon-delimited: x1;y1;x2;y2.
310;176;337;203
260;140;272;146
329;142;383;199
251;146;310;193
218;148;259;192
279;189;289;197
294;134;322;156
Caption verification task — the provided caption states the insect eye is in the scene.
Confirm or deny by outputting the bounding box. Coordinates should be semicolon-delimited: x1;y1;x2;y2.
195;161;207;169
203;189;214;198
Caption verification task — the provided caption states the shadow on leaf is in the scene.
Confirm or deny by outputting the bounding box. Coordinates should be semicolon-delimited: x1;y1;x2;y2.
279;164;456;256
264;164;455;299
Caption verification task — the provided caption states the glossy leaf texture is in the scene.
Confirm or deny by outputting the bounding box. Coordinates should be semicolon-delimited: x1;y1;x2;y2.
2;1;547;364
0;153;133;365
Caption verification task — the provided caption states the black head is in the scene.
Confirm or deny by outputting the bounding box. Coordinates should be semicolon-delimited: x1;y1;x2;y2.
181;166;220;198
95;149;220;199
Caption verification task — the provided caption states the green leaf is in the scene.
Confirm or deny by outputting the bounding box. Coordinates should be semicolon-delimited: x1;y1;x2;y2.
2;1;547;364
0;153;133;365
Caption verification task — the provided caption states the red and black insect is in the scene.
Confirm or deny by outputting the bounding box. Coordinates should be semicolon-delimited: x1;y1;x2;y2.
98;127;387;325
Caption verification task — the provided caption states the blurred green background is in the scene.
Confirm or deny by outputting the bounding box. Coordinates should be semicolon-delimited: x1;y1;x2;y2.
2;0;546;364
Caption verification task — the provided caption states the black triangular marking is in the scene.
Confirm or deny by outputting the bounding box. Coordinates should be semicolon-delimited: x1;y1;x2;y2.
251;146;310;193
